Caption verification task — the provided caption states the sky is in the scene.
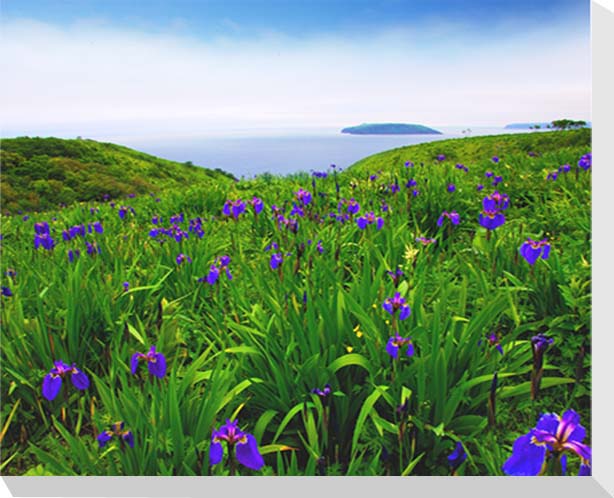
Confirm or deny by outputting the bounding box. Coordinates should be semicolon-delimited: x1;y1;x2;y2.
0;0;591;137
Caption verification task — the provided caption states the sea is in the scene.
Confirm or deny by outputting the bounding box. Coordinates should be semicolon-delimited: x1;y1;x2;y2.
9;125;548;179
110;126;547;179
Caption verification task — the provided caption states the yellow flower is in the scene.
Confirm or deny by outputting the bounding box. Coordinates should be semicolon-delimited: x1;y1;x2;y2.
404;244;419;262
353;325;363;338
346;346;354;353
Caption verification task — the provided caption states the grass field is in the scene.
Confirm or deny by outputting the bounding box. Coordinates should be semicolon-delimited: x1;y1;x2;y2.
0;129;591;476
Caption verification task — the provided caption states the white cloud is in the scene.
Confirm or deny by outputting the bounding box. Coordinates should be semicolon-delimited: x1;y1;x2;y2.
0;18;590;137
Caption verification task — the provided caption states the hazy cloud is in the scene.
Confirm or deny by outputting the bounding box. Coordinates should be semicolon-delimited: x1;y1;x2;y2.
0;17;590;137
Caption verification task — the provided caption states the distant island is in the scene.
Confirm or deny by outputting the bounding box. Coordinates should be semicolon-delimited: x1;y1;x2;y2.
341;123;442;135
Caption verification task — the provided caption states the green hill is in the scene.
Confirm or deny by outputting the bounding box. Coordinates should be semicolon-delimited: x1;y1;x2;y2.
0;137;235;213
346;128;591;176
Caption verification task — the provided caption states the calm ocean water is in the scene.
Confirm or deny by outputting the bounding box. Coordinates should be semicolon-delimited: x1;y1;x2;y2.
107;126;545;178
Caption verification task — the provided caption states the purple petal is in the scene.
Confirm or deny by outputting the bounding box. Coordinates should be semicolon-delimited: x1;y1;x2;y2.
399;305;411;321
385;338;399;359
148;353;167;378
535;413;559;435
70;368;90;390
235;434;264;470
42;374;62;401
130;353;140;374
502;433;546;476
207;266;220;285
122;431;135;448
406;342;415;357
97;431;113;448
210;440;224;465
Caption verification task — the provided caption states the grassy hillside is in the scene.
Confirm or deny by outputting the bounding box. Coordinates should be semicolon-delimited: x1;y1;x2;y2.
0;130;592;476
347;128;591;176
0;137;236;213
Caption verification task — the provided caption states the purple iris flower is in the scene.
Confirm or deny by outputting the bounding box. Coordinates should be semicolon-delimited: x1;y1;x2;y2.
270;253;284;270
86;241;101;256
97;421;134;449
492;175;503;187
415;237;437;246
558;164;571;174
223;199;246;219
385;333;414;359
130;345;167;378
34;222;55;250
152;215;161;225
406;178;417;188
485;171;493;178
249;197;264;215
170;213;184;224
210;419;264;471
477;184;484;191
295;188;312;206
405;161;414;168
206;256;232;285
437;211;460;227
2;286;12;297
123;281;129;292
448;442;467;471
176;253;192;266
389;183;400;194
346;198;360;215
479;210;505;230
502;410;591;476
42;360;90;401
436;154;446;162
412;189;420;197
382;292;411;321
478;332;504;355
577;153;591;171
316;240;324;254
369;174;378;181
483;192;509;211
68;249;80;263
492;156;500;163
34;222;49;235
290;203;305;217
447;184;456;193
386;267;404;286
88;221;104;234
118;206;128;219
356;212;384;230
34;233;55;250
520;238;551;266
311;384;332;398
455;163;469;172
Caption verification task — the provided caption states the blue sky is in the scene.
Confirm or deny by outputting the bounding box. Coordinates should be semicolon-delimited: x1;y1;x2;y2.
0;0;591;136
2;0;588;39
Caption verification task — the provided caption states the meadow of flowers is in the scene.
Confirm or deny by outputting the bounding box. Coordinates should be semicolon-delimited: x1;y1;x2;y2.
0;130;591;476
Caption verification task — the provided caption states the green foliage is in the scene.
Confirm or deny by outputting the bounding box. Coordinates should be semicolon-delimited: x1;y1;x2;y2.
0;137;236;213
0;130;590;476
